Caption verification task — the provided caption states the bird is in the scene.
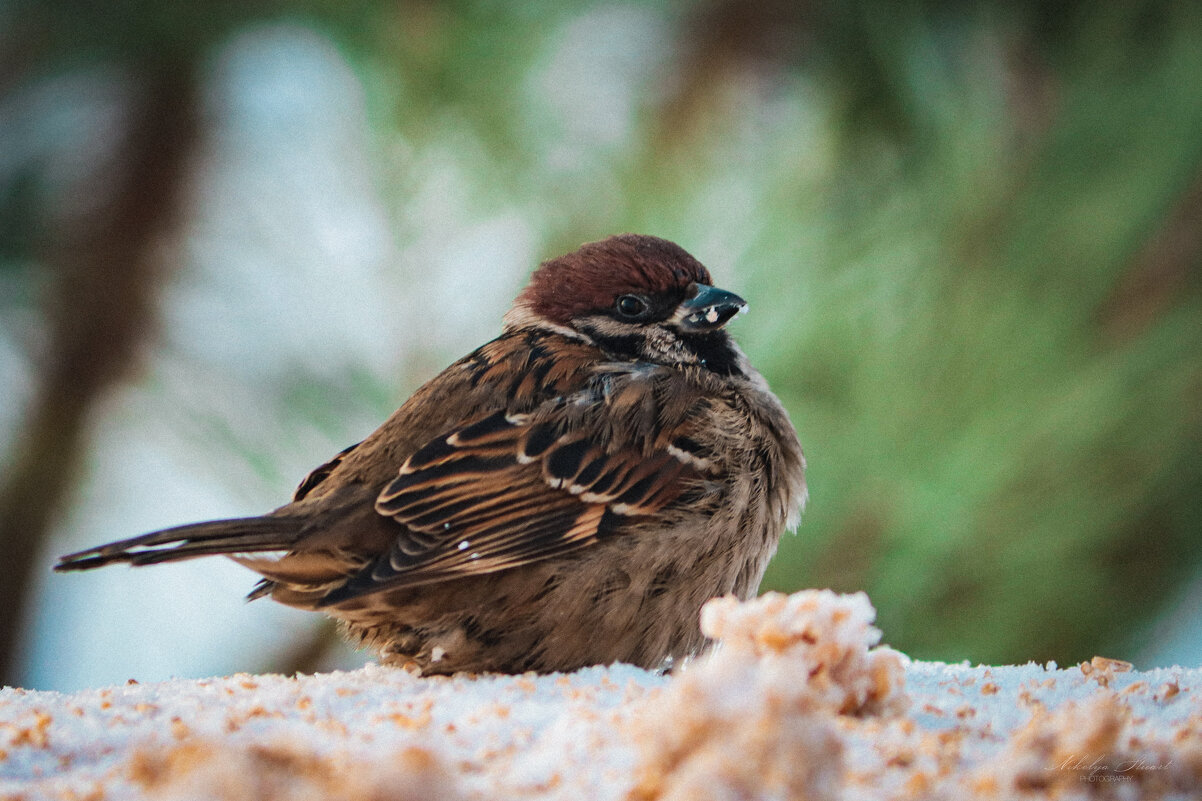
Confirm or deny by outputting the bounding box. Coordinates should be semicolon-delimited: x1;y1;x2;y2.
56;234;806;675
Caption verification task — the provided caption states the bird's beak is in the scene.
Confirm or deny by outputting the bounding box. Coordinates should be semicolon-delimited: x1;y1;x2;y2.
671;283;747;332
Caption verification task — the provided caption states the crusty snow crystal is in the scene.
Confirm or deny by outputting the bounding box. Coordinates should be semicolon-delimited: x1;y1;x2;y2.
977;693;1202;798
128;739;463;801
697;589;907;715
2;589;1201;801
626;590;904;801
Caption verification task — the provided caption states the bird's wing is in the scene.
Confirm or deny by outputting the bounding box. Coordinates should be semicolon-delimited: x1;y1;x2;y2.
318;385;718;604
292;441;361;501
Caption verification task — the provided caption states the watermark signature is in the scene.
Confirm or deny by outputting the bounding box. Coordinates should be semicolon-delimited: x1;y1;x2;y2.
1053;755;1173;783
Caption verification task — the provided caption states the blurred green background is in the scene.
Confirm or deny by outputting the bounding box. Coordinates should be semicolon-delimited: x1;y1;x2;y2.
1;0;1200;690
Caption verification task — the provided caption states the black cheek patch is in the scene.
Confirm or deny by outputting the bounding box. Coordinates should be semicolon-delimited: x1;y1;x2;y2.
590;332;645;360
681;333;745;377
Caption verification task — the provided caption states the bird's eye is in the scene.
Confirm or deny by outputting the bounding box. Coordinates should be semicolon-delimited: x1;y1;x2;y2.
615;294;648;318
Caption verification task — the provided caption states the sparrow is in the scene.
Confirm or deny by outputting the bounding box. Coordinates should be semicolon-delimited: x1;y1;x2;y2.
56;234;806;675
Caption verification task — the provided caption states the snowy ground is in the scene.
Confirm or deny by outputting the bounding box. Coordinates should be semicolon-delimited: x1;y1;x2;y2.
2;590;1200;801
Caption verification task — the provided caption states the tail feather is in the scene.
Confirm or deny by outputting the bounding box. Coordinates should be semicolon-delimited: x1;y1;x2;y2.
54;516;304;572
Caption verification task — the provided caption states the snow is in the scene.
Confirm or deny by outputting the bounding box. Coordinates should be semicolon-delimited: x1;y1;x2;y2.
3;590;1200;800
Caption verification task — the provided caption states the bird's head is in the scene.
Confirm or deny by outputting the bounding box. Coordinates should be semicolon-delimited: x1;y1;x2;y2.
505;234;748;373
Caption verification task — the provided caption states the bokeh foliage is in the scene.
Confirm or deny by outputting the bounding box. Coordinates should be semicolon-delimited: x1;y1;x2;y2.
745;1;1202;664
2;0;1200;680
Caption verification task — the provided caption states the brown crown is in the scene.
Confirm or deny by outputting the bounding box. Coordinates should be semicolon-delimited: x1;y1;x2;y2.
518;234;712;325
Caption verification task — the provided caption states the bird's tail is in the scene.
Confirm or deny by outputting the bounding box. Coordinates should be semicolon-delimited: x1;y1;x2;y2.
54;516;304;572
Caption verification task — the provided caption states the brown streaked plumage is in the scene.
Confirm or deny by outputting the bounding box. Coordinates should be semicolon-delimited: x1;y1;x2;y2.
56;234;806;674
